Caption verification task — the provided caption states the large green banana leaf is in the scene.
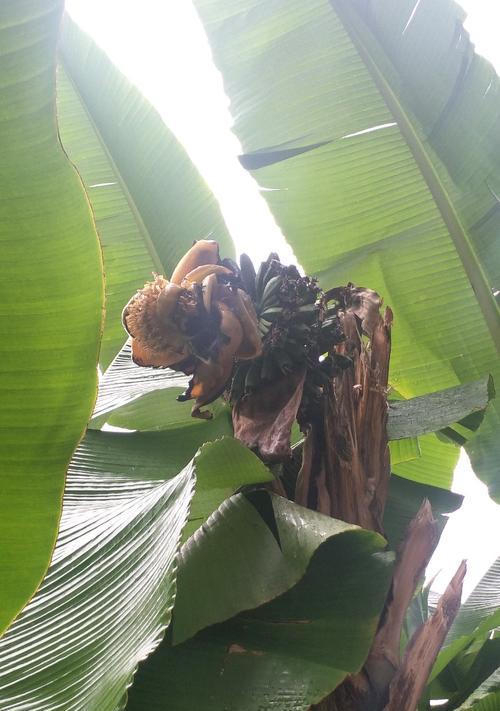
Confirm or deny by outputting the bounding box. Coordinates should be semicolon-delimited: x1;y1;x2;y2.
126;492;393;710
430;556;500;684
383;474;462;550
430;638;500;709
88;342;233;443
57;17;233;368
90;343;190;425
0;0;103;635
194;0;500;498
457;668;500;710
0;436;271;709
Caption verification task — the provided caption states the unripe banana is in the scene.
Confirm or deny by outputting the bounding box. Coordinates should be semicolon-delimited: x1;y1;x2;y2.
260;306;284;323
239;253;256;299
258;275;282;311
255;252;279;299
296;303;318;322
170;239;219;285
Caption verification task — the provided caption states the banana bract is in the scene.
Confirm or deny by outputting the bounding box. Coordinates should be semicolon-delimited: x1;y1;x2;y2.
122;240;262;419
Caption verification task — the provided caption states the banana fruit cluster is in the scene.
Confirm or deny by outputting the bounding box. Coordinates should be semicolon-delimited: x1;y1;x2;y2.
122;240;351;428
122;240;262;419
229;254;348;425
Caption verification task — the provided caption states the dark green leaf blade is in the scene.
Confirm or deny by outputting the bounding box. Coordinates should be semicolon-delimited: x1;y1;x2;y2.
435;638;500;710
127;492;393;711
173;491;391;645
384;474;463;550
185;437;273;540
457;667;500;710
431;557;500;682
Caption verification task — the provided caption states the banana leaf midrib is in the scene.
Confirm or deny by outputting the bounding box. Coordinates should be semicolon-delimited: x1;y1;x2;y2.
58;55;164;276
331;0;500;354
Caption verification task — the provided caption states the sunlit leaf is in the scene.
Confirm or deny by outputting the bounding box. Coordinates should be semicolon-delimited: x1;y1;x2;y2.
90;342;188;426
0;0;103;635
0;439;194;709
58;17;233;367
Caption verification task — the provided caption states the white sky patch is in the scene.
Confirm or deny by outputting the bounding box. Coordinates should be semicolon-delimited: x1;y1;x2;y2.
66;0;500;599
101;423;136;433
65;0;294;267
426;449;500;600
460;1;500;72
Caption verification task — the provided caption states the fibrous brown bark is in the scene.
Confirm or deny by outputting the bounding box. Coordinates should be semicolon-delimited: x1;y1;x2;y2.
303;292;461;711
362;500;440;700
295;288;392;534
307;291;393;711
383;561;466;711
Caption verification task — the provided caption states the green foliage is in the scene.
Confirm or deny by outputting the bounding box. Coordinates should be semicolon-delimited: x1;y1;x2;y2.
126;492;393;710
424;557;500;709
1;1;500;710
0;0;103;635
194;0;500;499
58;18;232;367
0;437;271;709
0;432;194;710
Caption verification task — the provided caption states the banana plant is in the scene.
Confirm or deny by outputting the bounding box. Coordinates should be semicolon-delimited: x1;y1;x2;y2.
0;0;103;637
1;1;500;711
